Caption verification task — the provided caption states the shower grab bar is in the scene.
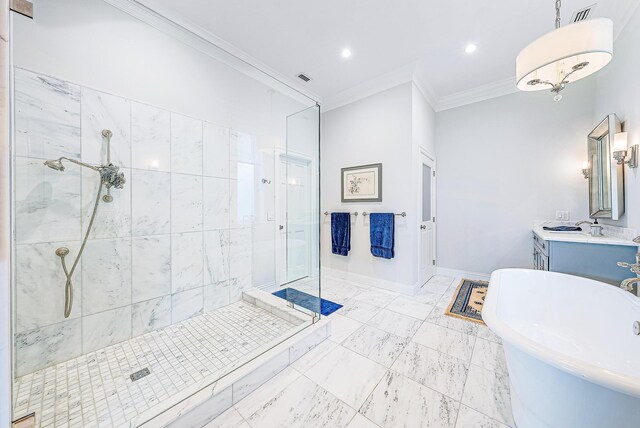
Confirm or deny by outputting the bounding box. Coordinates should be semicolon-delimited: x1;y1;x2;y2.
323;211;359;216
362;211;406;217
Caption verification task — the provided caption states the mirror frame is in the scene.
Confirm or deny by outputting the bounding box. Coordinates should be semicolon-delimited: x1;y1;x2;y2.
587;114;624;220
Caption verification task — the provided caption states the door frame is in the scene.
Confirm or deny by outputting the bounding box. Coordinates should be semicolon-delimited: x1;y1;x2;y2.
418;148;437;285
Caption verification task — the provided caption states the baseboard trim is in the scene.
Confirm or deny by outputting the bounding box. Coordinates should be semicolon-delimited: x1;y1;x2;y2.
321;267;415;295
436;267;492;282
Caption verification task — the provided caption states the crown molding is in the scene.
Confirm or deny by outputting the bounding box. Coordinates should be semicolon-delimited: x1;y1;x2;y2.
435;77;517;112
322;63;417;112
103;0;321;106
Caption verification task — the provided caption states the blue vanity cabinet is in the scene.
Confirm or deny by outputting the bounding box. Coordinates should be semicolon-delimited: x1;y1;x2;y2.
533;232;638;285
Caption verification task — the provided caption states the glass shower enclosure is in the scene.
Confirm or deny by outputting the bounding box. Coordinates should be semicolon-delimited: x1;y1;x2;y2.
7;0;321;426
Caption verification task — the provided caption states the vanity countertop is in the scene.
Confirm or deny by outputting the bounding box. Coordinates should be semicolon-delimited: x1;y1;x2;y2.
533;226;639;248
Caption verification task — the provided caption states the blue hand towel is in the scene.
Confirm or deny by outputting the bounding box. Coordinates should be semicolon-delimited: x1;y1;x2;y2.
370;213;394;259
331;212;351;256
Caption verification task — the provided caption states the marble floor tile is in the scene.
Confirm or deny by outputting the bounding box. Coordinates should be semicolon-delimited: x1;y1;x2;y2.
360;370;459;428
327;313;363;343
470;338;508;374
427;307;480;336
305;346;387;409
243;375;355;428
386;296;434;320
366;309;422;338
342;325;409;367
15;68;81;159
461;364;514;426
412;322;476;362
476;325;502;344
131;102;171;172
81;87;131;167
410;291;443;306
353;288;398;307
203;122;230;178
291;339;339;373
171;113;203;175
348;413;381;428
234;366;302;418
392;342;469;400
131;169;171;236
455;405;511;428
339;299;380;323
204;407;249;428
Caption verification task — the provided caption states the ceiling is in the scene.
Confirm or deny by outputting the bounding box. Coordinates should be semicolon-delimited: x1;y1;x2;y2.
138;0;638;106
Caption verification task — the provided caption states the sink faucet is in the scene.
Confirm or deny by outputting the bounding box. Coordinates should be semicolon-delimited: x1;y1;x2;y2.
575;219;603;237
617;253;640;296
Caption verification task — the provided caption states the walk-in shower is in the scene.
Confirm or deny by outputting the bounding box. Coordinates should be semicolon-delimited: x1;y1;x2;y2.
8;0;321;426
44;129;126;318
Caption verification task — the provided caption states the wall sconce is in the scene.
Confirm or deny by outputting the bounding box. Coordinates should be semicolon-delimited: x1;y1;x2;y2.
612;132;638;168
581;161;590;179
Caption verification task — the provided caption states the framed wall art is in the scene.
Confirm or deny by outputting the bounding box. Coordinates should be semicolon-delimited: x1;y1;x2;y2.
341;163;382;202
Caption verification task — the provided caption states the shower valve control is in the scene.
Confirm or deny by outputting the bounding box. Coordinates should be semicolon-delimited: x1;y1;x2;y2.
634;321;640;336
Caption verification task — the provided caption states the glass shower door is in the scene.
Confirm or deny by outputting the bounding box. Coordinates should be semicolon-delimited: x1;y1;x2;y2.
280;105;321;315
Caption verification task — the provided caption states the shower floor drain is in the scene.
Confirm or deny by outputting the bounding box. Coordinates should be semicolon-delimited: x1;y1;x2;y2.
130;368;150;382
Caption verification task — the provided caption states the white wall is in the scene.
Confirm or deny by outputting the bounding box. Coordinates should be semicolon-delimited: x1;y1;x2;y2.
593;4;640;231
435;82;596;275
321;82;435;291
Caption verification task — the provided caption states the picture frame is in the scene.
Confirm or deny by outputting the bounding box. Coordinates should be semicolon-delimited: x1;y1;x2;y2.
341;163;382;202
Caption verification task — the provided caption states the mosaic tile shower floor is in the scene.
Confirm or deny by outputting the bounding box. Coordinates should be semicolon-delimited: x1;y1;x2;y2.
12;301;297;428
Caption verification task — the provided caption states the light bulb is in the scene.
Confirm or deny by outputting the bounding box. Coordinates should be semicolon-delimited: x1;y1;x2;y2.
554;94;563;102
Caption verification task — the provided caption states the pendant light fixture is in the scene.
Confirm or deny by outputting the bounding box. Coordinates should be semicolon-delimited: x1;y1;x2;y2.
516;0;613;101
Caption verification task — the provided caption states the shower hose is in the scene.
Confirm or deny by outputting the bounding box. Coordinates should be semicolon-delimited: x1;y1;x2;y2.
61;179;103;318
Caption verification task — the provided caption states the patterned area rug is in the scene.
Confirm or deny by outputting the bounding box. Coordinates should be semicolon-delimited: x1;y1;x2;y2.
445;279;488;325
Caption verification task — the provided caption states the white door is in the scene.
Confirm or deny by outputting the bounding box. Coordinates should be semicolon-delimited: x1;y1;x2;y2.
420;152;436;285
275;153;312;286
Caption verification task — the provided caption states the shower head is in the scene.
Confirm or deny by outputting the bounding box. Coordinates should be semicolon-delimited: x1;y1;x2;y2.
44;159;65;171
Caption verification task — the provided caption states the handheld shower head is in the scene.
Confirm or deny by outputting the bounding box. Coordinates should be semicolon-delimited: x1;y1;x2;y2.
44;159;65;171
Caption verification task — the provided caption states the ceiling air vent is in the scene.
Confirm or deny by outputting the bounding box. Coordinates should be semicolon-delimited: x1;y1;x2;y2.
570;4;597;23
296;73;312;82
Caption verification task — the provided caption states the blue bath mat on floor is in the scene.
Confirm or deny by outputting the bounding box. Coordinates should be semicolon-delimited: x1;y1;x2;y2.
272;288;342;316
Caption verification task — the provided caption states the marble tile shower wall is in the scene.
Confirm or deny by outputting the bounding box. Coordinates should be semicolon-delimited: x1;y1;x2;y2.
13;67;259;376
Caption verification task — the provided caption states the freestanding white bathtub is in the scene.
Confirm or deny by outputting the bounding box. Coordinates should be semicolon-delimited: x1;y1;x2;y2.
483;269;640;428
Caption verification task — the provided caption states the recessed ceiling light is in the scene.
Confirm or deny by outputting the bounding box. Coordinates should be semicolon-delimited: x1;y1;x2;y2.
465;43;478;54
341;48;352;58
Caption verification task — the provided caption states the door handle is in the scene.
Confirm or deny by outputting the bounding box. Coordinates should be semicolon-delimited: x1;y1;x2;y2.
420;225;426;230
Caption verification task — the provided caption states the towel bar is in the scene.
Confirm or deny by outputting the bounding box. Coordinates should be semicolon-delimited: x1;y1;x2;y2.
323;211;359;216
362;212;406;217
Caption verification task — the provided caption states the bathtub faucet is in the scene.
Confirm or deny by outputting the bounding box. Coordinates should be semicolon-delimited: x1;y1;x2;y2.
618;253;640;296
